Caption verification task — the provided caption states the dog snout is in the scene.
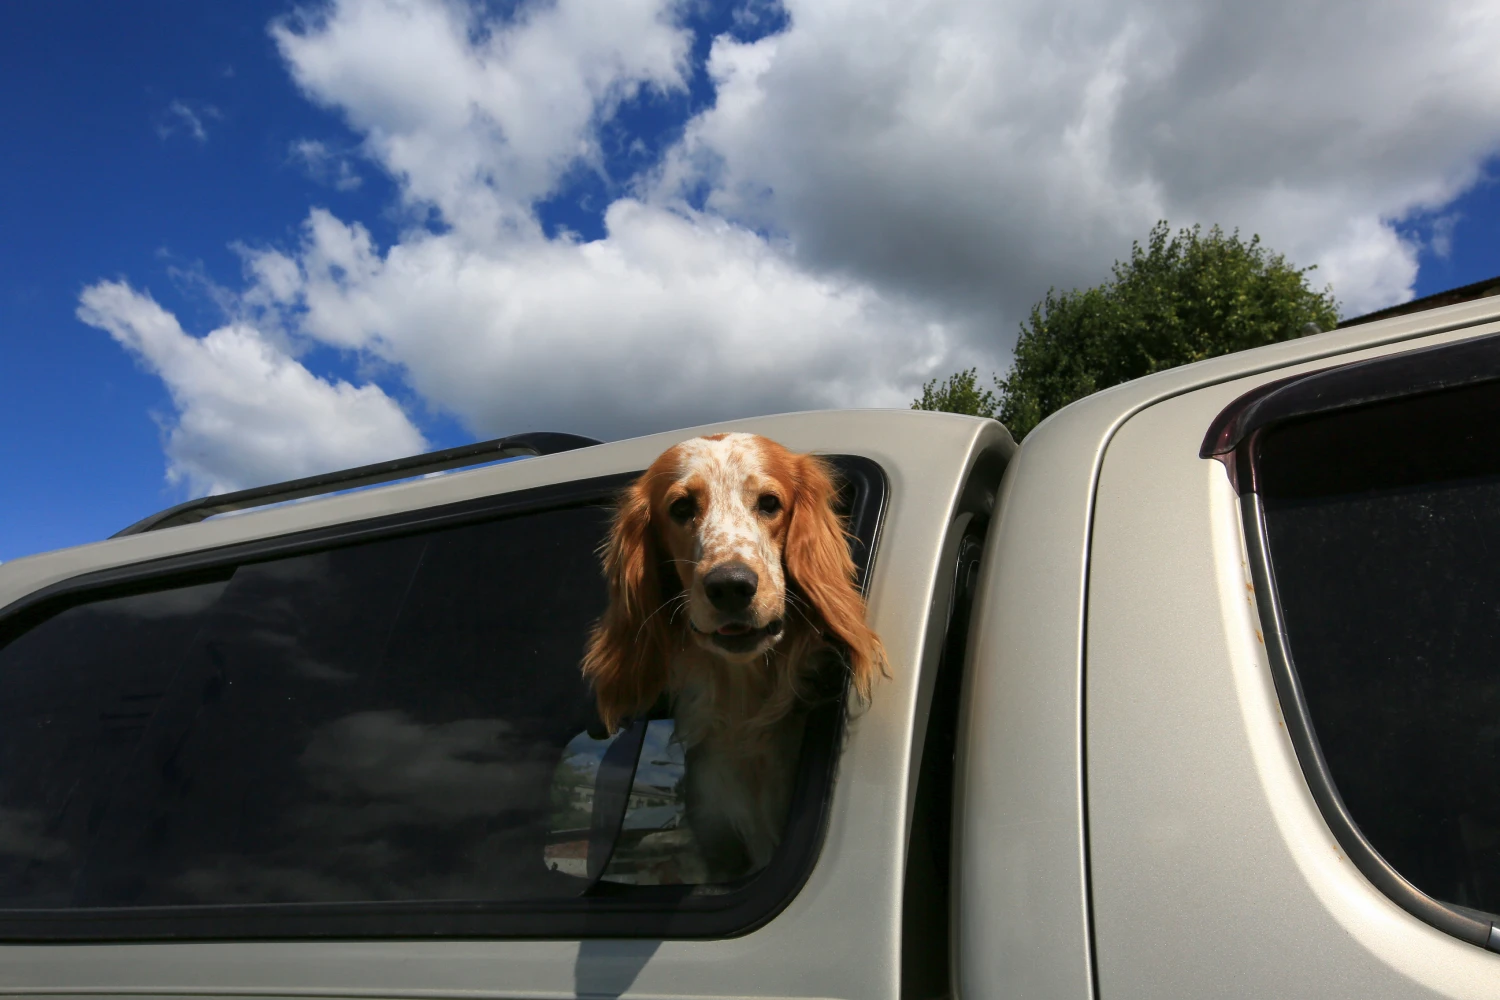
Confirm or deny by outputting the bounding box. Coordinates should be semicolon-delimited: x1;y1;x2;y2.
702;562;758;612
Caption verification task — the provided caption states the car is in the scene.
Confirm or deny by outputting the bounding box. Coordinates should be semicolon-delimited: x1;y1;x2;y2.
1;293;1499;998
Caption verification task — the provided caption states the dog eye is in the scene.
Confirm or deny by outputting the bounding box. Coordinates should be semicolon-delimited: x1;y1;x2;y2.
669;497;697;523
757;493;782;515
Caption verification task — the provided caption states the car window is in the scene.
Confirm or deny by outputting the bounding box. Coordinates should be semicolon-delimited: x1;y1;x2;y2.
1253;377;1500;922
0;460;885;940
0;505;608;913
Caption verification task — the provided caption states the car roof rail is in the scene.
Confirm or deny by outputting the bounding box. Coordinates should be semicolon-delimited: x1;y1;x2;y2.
111;431;603;538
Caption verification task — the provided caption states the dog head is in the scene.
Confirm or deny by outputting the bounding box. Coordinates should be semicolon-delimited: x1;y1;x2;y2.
582;433;885;731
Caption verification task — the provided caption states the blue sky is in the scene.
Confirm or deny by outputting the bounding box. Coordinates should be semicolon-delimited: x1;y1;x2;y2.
1;0;777;558
4;0;1500;563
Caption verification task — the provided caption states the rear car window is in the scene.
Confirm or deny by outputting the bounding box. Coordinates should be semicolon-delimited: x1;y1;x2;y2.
1255;379;1500;921
0;461;884;940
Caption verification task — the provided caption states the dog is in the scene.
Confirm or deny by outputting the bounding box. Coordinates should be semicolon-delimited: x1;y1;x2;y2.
582;432;886;881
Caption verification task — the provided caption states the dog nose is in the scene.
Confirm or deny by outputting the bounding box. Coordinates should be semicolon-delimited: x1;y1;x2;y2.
702;562;758;612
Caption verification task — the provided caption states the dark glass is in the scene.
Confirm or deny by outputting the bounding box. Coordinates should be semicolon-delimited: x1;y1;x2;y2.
0;505;609;908
1260;384;1500;916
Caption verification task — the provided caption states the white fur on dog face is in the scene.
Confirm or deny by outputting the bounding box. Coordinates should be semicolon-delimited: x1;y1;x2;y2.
664;433;788;648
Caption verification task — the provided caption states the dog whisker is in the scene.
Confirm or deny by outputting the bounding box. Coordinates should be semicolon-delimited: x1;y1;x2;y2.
635;593;689;644
785;599;817;631
782;590;813;615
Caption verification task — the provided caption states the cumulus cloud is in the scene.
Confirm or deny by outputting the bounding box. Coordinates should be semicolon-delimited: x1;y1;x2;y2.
77;280;427;495
271;0;693;238
659;0;1500;320
227;0;951;443
91;0;1500;494
233;203;944;440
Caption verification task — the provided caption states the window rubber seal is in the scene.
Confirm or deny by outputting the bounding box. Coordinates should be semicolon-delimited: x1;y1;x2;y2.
1203;335;1500;954
1200;327;1500;492
0;456;888;943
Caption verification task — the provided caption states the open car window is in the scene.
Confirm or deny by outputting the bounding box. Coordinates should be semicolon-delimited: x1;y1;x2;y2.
0;459;885;941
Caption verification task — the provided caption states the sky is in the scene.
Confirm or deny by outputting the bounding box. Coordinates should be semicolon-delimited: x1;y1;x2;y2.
3;0;1500;563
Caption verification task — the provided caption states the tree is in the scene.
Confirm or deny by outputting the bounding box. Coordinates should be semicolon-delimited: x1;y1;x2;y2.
911;367;996;418
913;222;1340;439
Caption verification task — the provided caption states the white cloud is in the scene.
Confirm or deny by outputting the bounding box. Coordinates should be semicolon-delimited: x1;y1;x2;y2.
289;138;363;190
216;0;950;445
271;0;693;239
92;0;1500;493
1429;213;1462;260
658;0;1500;319
158;100;222;143
233;203;946;440
77;280;427;495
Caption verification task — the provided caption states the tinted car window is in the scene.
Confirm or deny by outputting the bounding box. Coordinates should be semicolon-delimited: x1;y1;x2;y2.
1259;381;1500;917
0;505;607;910
0;457;885;940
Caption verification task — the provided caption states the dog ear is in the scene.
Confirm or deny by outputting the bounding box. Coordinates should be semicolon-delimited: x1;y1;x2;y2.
582;476;673;732
784;454;888;701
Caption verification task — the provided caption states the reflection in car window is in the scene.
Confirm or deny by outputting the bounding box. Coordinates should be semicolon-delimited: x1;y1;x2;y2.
0;505;613;908
547;721;705;885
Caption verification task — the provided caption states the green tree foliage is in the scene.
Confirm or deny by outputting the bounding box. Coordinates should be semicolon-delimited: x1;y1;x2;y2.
911;367;997;418
914;222;1340;439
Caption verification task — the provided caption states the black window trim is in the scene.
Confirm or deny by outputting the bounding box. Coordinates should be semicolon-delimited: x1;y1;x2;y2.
110;431;603;537
1202;337;1500;954
0;456;888;943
